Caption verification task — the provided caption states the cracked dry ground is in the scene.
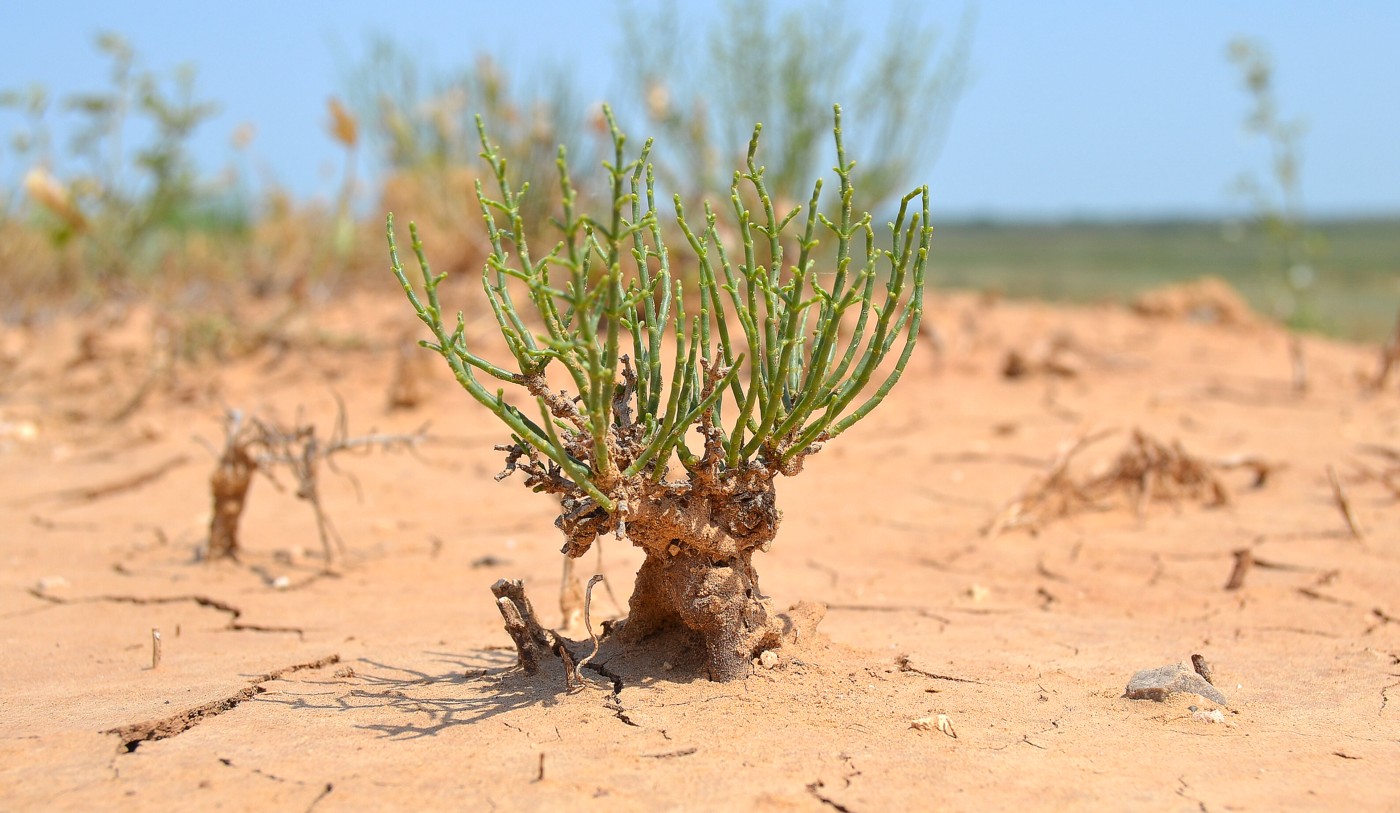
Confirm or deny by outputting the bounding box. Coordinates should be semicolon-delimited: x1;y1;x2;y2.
2;290;1398;811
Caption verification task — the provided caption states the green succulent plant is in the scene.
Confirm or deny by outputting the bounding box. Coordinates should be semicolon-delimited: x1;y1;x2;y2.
389;104;929;680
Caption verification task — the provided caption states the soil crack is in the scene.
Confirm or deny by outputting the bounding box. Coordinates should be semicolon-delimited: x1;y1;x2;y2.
27;588;304;637
807;779;857;812
582;658;638;727
896;654;984;684
107;654;340;752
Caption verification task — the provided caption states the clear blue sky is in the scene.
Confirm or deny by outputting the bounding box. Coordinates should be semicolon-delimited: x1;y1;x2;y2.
3;0;1397;219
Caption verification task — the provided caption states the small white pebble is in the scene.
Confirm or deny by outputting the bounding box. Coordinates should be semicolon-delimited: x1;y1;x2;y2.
759;650;779;670
271;576;291;590
911;714;957;738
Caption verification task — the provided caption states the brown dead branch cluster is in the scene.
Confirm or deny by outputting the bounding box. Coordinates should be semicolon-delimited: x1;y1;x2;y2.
206;401;424;567
985;429;1260;536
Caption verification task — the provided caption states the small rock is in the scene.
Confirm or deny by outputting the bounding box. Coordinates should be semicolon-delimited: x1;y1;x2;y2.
1191;708;1227;725
758;650;779;670
271;576;291;590
36;576;69;592
1125;662;1229;705
911;714;957;738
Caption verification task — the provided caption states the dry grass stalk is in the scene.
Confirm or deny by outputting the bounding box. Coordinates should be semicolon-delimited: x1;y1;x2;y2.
1288;334;1308;395
1224;548;1253;590
1372;307;1400;392
985;429;1235;536
1326;465;1365;542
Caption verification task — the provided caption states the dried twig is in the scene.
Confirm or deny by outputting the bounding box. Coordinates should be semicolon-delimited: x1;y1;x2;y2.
1371;306;1400;391
1288;334;1308;395
1225;548;1253;590
574;575;606;687
491;578;579;686
1326;465;1365;542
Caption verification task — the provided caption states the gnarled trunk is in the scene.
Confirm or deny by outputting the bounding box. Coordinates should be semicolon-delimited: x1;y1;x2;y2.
618;545;780;681
591;468;790;681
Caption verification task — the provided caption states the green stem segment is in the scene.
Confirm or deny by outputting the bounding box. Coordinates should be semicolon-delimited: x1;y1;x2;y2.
389;103;929;508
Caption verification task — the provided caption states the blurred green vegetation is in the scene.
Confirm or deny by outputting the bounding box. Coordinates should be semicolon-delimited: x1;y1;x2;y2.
931;217;1400;341
0;16;1395;352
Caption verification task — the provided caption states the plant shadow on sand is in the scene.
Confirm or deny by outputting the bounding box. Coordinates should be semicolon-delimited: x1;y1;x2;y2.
256;633;716;740
258;649;569;739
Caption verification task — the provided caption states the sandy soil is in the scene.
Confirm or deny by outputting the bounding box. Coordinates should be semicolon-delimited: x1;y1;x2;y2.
2;288;1397;812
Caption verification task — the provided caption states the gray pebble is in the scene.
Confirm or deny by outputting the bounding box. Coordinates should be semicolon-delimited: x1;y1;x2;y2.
1125;662;1229;705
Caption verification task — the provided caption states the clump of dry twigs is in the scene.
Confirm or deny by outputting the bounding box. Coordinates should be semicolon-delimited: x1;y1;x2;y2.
984;428;1261;536
204;400;424;568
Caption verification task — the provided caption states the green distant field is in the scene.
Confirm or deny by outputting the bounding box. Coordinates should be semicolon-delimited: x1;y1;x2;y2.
927;218;1399;341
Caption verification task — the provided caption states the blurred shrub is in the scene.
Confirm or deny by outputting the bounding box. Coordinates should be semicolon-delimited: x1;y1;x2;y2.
343;38;592;280
2;34;236;281
619;0;972;215
346;1;971;280
1226;38;1326;328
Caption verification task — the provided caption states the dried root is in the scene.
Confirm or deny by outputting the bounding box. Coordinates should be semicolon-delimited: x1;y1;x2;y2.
490;578;580;685
985;428;1244;536
1326;465;1365;542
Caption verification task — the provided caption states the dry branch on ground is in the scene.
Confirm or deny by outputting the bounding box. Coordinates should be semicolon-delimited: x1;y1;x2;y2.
985;429;1242;536
204;403;424;567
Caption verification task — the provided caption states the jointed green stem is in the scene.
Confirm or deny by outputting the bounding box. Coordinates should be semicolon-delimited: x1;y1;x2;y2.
389;103;929;512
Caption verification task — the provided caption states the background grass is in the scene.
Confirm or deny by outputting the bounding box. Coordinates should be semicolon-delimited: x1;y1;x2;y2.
931;217;1400;341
